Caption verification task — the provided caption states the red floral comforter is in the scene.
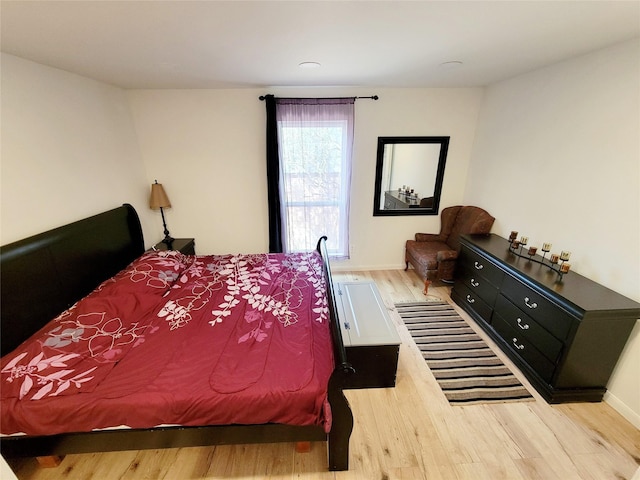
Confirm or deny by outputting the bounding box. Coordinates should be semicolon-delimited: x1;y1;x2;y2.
0;250;334;435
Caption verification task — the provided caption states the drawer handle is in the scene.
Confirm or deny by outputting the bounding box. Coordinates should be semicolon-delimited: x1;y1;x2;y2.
516;318;530;330
512;338;525;350
466;295;475;304
470;278;480;288
524;297;538;309
474;261;484;270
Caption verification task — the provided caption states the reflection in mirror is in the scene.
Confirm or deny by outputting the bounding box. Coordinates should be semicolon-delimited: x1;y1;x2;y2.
373;136;449;216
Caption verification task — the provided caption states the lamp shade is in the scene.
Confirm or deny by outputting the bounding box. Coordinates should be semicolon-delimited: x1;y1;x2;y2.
149;182;171;209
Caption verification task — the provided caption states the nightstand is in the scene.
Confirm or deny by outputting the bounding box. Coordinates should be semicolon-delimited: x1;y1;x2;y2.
151;238;196;255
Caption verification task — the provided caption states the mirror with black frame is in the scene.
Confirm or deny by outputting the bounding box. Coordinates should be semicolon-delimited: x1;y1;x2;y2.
373;136;449;216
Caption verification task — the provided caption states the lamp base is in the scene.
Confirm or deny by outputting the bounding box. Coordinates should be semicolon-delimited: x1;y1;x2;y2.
159;206;174;248
161;235;175;248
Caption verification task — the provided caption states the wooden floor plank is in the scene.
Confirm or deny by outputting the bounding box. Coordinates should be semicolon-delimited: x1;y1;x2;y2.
6;270;639;480
158;447;216;480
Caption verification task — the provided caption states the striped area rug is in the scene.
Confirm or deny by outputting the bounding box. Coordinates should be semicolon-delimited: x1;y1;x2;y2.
396;301;533;405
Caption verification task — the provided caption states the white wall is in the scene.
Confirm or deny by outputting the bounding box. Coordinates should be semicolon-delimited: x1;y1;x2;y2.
127;86;484;265
389;143;441;198
126;89;269;253
0;53;152;246
465;39;640;426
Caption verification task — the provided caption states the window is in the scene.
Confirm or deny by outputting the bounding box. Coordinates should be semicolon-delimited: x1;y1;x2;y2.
276;99;354;258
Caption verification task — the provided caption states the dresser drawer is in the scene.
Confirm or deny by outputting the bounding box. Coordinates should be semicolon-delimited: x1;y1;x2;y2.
452;282;493;324
458;266;499;305
384;196;396;209
492;315;555;383
494;295;563;364
501;276;574;340
458;247;504;287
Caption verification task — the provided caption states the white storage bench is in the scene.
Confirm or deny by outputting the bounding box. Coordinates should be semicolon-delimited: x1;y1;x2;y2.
335;281;401;389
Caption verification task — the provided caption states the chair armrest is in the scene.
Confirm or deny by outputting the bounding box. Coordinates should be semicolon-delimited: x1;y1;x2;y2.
437;250;458;262
415;233;446;242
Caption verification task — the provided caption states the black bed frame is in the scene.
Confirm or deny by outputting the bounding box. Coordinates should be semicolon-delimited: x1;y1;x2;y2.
0;204;354;471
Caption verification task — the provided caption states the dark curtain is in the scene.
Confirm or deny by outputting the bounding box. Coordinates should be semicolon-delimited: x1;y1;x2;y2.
264;95;283;253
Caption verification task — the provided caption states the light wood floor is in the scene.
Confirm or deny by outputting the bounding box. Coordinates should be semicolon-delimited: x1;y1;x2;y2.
6;270;640;479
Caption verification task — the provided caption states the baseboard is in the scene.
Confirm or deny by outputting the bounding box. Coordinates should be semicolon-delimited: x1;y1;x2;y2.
603;391;640;429
330;264;402;273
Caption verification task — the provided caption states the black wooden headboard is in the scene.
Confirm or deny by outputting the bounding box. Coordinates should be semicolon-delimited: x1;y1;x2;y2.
0;204;145;354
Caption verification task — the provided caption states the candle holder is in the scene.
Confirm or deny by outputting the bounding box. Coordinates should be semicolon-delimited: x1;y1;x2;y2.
507;231;571;280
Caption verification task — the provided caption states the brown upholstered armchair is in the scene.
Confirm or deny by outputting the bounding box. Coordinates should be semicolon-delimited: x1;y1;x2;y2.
405;205;495;283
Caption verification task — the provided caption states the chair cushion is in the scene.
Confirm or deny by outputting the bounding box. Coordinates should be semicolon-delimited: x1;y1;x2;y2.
406;240;453;270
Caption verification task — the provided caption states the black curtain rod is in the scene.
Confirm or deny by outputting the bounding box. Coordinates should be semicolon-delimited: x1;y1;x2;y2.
258;95;378;101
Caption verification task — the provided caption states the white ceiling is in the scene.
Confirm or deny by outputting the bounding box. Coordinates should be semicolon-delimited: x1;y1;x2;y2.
1;1;639;90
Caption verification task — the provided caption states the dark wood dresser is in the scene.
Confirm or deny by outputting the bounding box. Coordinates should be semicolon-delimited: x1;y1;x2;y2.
451;234;640;403
383;191;420;209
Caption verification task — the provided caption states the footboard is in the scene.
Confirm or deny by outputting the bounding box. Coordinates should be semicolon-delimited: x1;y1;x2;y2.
316;236;355;471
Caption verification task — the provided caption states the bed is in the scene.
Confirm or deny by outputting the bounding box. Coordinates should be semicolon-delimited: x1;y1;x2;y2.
0;204;354;471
